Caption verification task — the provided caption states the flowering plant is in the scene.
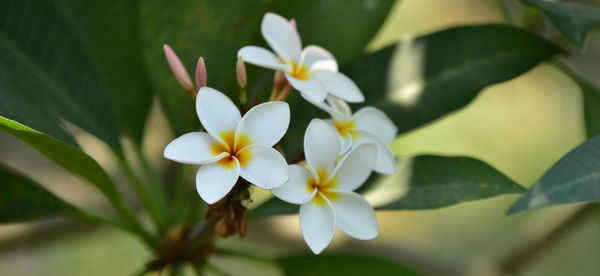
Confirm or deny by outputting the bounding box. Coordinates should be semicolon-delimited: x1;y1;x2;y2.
1;1;599;275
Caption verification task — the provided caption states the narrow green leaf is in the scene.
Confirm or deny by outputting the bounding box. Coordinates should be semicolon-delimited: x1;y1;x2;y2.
522;0;600;49
379;155;525;210
277;255;424;276
0;0;153;151
508;135;600;214
0;164;74;223
0;116;121;204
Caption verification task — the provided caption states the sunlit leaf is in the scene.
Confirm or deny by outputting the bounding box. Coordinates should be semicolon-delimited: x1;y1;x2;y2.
277;255;424;276
379;155;525;210
0;0;153;150
508;135;600;214
522;0;600;48
0;164;74;223
0;117;121;205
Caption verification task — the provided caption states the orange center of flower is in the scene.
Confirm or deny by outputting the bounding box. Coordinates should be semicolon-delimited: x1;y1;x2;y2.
333;120;358;140
288;61;309;81
210;131;253;169
306;169;338;206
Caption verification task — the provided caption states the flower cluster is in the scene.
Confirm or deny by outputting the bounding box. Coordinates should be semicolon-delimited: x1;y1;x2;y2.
163;12;397;254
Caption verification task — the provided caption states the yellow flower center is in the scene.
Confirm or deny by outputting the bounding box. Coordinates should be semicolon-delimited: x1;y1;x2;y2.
288;61;310;81
210;131;253;169
333;120;358;140
306;169;338;206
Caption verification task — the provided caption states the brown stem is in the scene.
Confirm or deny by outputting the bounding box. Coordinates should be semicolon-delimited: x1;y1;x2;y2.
498;204;597;275
275;84;293;101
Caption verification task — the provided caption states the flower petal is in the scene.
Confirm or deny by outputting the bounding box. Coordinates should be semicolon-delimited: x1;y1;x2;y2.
164;132;226;165
330;143;376;191
302;95;346;122
261;13;302;62
304;119;340;175
196;87;241;142
287;74;327;103
353;107;397;144
300;45;338;71
236;102;290;147
237;46;291;71
313;71;364;103
326;96;352;118
331;191;378;240
354;131;397;175
195;160;240;204
300;199;336;254
272;164;317;204
238;145;288;189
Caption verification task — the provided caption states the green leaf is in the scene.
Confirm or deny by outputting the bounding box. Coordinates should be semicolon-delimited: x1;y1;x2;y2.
267;0;395;64
0;164;74;223
251;196;298;217
0;116;121;205
350;24;562;134
276;255;424;276
0;0;153;151
379;155;525;210
522;0;600;49
508;135;600;214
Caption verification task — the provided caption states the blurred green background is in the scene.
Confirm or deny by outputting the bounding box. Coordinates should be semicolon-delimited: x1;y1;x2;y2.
1;0;599;275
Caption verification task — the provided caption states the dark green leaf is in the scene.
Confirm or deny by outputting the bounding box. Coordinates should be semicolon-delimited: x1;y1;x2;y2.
508;135;600;214
522;0;600;48
0;117;121;205
350;24;562;134
0;164;74;223
0;0;153;150
277;255;424;276
379;155;525;210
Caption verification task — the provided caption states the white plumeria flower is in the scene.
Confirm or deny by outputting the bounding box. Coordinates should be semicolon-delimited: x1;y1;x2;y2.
237;12;364;104
272;119;378;254
309;96;398;175
164;87;290;204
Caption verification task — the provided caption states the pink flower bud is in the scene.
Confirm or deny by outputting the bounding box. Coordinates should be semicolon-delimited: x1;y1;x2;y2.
195;57;207;89
236;57;247;91
289;18;297;29
163;45;194;93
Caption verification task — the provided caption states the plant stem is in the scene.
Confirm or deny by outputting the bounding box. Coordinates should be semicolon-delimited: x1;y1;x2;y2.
498;204;597;275
118;156;166;233
216;247;273;264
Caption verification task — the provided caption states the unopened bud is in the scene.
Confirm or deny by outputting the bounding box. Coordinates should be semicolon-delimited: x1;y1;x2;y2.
289;18;297;29
236;57;247;91
195;57;207;89
163;44;194;93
